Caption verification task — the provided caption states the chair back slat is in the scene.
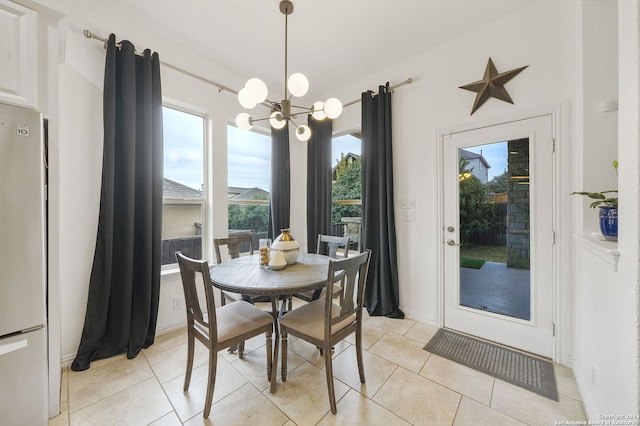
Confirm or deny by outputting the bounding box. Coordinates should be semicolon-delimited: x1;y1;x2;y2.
176;251;217;341
214;234;254;264
316;234;350;258
327;250;371;328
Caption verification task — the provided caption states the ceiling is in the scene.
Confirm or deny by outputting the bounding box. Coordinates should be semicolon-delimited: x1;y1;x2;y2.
106;0;544;101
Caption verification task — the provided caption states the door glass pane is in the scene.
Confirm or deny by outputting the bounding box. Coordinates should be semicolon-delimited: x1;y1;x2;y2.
458;139;531;320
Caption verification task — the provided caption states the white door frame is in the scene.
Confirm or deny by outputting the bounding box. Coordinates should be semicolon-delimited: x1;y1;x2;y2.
435;104;573;364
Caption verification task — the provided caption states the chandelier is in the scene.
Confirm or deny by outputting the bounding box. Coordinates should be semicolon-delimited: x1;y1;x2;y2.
234;0;342;141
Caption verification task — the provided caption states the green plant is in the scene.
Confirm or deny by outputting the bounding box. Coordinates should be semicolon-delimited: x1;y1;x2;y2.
571;160;618;208
331;158;361;223
458;158;497;243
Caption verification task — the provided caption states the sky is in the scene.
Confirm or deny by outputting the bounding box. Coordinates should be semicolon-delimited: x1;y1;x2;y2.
226;130;361;191
464;141;508;180
163;106;361;191
163;107;204;190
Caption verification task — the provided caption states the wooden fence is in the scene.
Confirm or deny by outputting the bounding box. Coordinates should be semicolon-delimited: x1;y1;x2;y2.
464;203;507;246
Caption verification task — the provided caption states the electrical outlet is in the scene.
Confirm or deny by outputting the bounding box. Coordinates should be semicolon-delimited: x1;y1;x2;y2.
172;298;181;311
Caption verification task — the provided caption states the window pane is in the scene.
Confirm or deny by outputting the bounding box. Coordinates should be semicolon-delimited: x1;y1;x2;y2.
161;106;205;265
227;126;271;241
331;134;361;249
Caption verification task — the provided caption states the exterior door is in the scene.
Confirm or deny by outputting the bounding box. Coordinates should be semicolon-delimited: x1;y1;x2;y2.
443;116;554;358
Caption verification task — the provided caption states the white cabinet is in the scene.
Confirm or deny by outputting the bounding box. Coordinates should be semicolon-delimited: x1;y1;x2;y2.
0;0;37;108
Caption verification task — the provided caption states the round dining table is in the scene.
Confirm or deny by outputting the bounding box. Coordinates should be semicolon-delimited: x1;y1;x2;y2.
209;252;332;393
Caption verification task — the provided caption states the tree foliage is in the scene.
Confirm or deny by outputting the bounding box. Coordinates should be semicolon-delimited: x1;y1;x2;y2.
331;158;362;224
486;169;508;194
228;194;270;232
459;158;496;243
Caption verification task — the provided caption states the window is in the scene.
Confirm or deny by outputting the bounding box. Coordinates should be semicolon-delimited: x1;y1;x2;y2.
331;133;362;248
226;125;271;242
161;106;205;266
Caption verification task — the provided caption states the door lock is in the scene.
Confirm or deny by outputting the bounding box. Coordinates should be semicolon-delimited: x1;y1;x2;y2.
447;226;455;233
446;239;460;246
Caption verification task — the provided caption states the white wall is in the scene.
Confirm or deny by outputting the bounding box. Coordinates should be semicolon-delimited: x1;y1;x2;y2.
328;0;636;415
24;0;639;417
34;0;262;363
331;0;578;330
572;0;639;416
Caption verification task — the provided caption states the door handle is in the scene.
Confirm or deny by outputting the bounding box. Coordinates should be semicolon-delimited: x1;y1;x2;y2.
446;239;460;246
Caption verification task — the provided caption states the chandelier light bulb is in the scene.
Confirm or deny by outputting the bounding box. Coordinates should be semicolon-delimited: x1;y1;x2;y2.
311;101;326;120
235;112;253;131
288;73;309;97
296;124;311;141
234;1;343;138
269;111;287;129
245;78;268;103
324;97;343;119
238;88;257;109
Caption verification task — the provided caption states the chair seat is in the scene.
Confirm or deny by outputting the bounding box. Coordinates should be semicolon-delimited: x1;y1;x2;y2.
279;299;355;341
175;251;274;418
222;290;245;302
278;250;371;415
215;301;273;344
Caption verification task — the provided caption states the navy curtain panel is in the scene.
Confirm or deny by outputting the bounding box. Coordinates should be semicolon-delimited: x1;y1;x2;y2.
72;34;163;371
361;84;404;318
268;124;291;238
306;116;333;252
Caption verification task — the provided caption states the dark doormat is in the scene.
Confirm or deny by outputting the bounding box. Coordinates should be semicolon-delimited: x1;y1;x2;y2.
424;328;558;401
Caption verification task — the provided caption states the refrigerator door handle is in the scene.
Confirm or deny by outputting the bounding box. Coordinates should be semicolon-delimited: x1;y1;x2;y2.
0;339;28;356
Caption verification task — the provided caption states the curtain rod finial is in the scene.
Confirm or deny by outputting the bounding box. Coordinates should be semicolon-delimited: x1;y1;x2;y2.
83;29;93;39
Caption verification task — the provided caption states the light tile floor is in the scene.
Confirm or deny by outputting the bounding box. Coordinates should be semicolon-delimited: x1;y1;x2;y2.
49;309;587;425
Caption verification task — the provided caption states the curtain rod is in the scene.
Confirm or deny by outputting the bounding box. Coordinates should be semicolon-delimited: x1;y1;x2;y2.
84;29;412;109
83;30;236;94
342;78;413;108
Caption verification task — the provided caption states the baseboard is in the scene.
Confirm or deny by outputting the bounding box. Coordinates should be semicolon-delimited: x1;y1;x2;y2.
61;353;75;368
574;374;597;420
400;309;438;326
155;319;187;335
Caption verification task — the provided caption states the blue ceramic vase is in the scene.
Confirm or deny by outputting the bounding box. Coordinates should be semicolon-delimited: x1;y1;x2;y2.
599;206;618;240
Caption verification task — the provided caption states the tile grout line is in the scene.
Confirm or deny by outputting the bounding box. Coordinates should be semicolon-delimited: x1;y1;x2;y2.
141;349;183;424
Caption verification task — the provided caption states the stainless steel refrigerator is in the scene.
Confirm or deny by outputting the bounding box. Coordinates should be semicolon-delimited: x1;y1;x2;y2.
0;102;48;425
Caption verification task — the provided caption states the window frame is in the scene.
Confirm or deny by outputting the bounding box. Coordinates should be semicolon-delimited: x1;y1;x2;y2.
161;103;208;270
226;124;272;237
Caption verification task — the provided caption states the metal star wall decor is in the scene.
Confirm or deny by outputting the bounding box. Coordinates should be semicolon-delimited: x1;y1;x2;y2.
459;57;528;115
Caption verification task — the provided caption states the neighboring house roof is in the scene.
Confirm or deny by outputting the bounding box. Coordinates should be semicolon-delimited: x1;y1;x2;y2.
459;149;491;169
228;187;269;200
163;181;269;202
332;152;360;180
227;186;248;196
163;178;203;200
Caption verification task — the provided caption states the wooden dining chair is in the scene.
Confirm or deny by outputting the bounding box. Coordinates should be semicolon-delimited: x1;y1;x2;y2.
214;234;257;305
279;249;371;414
175;251;273;418
293;234;350;303
316;234;351;258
